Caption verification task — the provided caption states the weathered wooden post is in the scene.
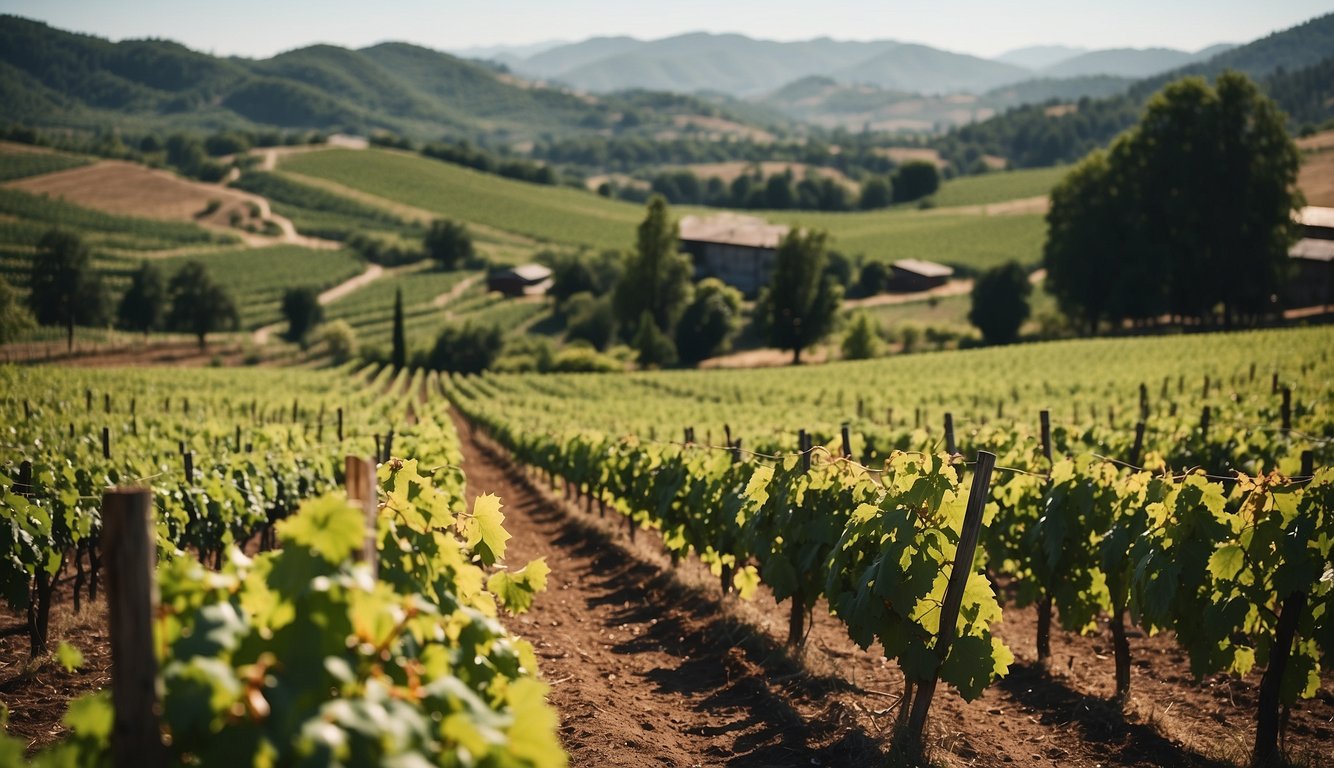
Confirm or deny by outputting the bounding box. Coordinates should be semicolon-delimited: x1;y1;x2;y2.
904;451;996;752
101;488;167;768
345;456;378;578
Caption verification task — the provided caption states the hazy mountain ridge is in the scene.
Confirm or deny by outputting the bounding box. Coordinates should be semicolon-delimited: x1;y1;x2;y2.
500;31;1236;98
0;15;774;141
934;12;1334;171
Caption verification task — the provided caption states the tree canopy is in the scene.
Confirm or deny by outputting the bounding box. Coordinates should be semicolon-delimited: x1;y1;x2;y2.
675;278;743;365
424;219;474;270
165;262;238;349
612;195;693;344
758;229;843;364
117;261;166;335
282;286;323;346
1044;72;1302;331
28;229;108;351
969;262;1032;345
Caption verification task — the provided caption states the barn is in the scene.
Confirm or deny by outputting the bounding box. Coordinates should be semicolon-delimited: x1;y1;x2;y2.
1289;207;1334;310
678;213;789;297
486;263;553;297
890;259;954;291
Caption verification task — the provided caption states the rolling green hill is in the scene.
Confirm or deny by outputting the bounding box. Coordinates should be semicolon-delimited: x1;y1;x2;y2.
280;147;1046;270
280;148;643;251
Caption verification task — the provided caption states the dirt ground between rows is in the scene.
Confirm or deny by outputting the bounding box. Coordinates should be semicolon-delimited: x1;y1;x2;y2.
2;414;1330;765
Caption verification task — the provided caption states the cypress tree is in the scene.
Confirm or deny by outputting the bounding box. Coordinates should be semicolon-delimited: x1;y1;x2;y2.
391;287;406;370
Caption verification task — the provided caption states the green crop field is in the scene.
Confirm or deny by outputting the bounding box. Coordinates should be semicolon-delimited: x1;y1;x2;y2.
280;149;642;251
458;324;1333;470
929;166;1066;208
322;265;474;348
0;187;230;253
282;148;1048;272
0;148;91;182
159;245;365;329
780;209;1045;271
229;170;419;242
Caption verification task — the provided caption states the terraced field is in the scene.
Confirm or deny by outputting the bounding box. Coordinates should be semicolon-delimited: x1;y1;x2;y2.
280;148;1048;270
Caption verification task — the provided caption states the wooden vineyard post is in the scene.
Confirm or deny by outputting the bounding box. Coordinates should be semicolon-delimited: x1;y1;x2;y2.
788;430;814;648
1129;421;1146;469
183;452;194;484
943;413;956;455
1200;406;1211;442
337;408;344;443
1139;383;1149;421
840;423;852;459
1036;409;1054;664
102;427;111;460
904;450;995;751
1301;450;1314;479
345;456;379;579
1281;387;1291;430
101;488;167;768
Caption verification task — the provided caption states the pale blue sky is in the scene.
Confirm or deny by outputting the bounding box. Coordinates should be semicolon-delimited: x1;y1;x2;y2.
1;0;1329;59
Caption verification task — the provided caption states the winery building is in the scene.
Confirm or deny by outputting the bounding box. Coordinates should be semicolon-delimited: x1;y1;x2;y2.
678;214;789;296
1289;207;1334;310
486;263;553;297
890;259;954;291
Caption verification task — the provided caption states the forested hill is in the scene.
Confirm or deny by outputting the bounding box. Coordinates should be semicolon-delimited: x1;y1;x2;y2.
934;12;1334;172
0;15;771;142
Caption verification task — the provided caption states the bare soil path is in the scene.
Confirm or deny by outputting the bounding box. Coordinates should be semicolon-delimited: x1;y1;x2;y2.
450;413;883;767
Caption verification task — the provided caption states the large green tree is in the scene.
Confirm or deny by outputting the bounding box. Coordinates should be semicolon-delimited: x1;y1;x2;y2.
117;260;166;335
424;220;474;270
28;229;109;352
1044;72;1302;331
166;262;238;350
675;278;742;365
612;195;693;340
281;287;323;347
969;262;1032;345
759;229;843;364
892;161;940;203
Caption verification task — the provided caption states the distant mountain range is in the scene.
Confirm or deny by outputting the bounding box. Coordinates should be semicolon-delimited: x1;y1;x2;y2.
0;15;767;142
0;10;1328;153
485;33;1235;97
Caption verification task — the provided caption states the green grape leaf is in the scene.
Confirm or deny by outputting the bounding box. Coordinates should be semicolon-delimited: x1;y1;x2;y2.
62;691;113;741
277;494;365;564
939;634;999;701
463;493;510;566
732;565;760;601
505;678;566;768
489;559;551;614
56;642;83;673
1207;544;1245;582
